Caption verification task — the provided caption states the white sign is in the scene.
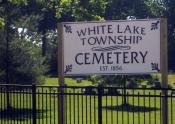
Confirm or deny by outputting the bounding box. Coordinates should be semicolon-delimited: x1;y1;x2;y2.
62;19;161;75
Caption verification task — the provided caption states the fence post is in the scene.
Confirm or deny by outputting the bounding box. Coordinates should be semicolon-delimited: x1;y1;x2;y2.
98;86;102;124
32;84;36;124
58;85;66;124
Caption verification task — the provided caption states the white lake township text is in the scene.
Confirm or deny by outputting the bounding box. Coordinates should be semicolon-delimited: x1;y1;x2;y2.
73;24;148;67
76;24;146;46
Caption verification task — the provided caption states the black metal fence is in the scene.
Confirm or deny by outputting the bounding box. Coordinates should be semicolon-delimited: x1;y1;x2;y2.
0;84;175;124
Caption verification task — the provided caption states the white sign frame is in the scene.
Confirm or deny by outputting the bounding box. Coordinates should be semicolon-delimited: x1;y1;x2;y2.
60;19;163;75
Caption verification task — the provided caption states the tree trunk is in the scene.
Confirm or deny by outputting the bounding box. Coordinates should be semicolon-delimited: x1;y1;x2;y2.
5;1;11;110
42;30;47;56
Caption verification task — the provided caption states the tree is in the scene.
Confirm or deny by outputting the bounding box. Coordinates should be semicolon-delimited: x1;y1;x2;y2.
0;0;47;84
0;0;23;109
0;0;47;109
105;0;154;20
163;0;175;71
0;29;6;81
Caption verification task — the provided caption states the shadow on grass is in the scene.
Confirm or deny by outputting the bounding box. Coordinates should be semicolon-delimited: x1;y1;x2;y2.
102;103;160;112
0;107;47;121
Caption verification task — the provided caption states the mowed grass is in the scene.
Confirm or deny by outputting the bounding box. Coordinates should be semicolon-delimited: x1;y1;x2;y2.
0;74;175;124
45;77;93;86
152;74;175;88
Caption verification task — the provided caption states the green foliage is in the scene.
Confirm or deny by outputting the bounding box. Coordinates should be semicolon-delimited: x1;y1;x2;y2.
0;29;6;82
88;74;154;87
9;39;47;84
8;0;27;5
88;75;123;86
164;0;175;71
0;28;47;84
0;1;47;84
71;0;107;21
105;0;153;20
144;0;165;17
44;31;58;75
0;17;5;28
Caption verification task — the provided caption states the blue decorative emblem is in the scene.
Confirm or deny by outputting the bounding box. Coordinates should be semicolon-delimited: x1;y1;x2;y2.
64;25;72;33
151;63;160;72
64;65;72;74
151;21;160;30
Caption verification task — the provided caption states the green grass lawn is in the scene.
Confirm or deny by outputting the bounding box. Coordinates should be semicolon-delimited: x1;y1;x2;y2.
45;77;93;86
152;73;175;88
45;74;175;88
0;74;175;124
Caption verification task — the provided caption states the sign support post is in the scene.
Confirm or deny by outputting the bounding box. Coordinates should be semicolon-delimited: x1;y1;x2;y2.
57;23;66;124
160;18;168;124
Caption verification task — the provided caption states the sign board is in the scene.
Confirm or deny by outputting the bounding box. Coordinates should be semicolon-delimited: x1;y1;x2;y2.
61;19;161;75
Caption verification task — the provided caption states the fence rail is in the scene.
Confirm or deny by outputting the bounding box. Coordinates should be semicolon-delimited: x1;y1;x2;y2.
0;84;175;124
